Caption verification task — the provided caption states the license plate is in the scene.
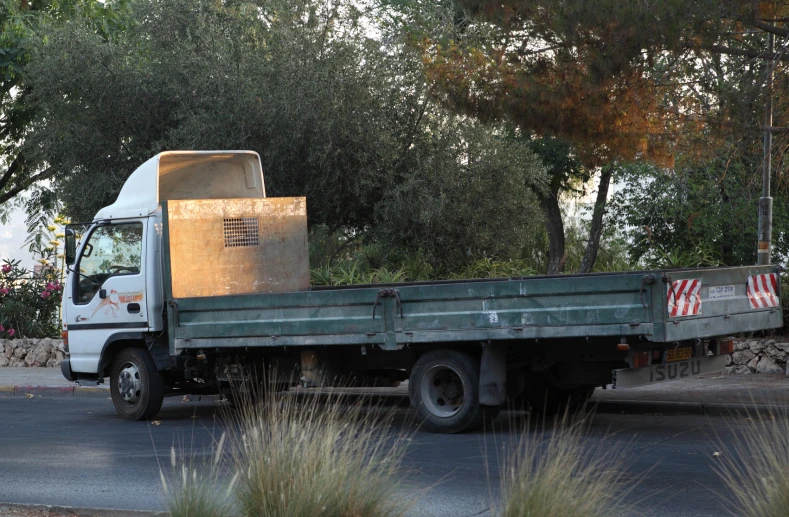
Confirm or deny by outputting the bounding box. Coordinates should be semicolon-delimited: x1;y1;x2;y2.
665;347;692;362
612;355;725;389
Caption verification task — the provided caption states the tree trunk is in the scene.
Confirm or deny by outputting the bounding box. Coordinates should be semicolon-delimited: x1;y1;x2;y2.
540;190;565;274
579;165;613;273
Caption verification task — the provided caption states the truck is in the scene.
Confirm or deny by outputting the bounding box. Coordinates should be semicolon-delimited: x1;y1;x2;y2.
60;150;783;433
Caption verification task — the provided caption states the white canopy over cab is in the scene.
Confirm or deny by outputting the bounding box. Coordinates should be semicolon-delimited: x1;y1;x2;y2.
93;151;266;220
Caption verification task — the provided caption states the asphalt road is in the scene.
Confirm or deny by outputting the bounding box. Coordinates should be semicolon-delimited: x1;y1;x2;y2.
0;395;751;517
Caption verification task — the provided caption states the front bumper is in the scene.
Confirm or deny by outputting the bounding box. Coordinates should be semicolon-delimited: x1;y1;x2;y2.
60;358;74;382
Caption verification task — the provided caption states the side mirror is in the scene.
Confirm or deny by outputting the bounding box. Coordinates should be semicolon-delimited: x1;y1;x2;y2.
65;228;76;266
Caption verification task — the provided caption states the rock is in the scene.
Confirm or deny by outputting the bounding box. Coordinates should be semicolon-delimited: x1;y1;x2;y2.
46;349;64;368
24;343;51;367
0;354;7;367
732;350;756;365
12;346;26;360
747;356;759;372
750;341;766;354
734;365;752;375
766;344;787;362
774;342;789;353
756;356;784;374
734;341;750;352
725;354;733;366
725;366;736;374
4;345;12;359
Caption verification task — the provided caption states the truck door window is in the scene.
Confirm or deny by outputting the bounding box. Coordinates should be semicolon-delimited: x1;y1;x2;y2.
75;223;143;304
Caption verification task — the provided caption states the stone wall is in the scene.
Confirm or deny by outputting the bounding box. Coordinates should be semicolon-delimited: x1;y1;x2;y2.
0;338;66;367
726;339;789;375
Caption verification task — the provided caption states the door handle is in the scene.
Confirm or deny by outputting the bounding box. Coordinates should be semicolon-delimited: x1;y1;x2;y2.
127;303;141;314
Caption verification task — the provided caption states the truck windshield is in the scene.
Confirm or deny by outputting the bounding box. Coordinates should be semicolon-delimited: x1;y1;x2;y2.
75;223;143;304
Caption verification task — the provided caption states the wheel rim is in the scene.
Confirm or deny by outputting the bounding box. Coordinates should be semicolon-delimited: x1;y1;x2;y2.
420;364;466;418
118;362;142;404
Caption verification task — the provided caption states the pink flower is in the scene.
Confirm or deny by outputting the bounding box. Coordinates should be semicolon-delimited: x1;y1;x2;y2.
0;288;8;296
1;264;10;273
45;282;56;291
40;290;51;299
7;329;14;337
0;325;4;332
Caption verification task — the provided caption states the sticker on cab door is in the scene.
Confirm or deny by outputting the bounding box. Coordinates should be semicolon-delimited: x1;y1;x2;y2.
89;291;144;319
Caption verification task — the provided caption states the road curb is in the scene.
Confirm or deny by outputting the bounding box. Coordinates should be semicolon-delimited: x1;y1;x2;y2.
0;502;167;517
1;385;109;398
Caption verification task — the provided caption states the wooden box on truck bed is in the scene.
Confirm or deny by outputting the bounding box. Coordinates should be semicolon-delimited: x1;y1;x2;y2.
165;198;309;298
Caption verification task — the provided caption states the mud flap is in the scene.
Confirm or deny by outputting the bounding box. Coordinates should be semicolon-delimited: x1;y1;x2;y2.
479;343;507;406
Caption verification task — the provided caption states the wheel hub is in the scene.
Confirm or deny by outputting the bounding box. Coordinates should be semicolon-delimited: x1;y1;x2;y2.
421;365;466;418
118;363;141;404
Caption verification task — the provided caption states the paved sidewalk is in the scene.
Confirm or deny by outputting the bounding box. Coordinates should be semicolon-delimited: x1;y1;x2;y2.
0;368;108;398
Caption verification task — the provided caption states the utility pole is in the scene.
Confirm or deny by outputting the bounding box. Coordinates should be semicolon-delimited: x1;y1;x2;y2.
758;30;775;265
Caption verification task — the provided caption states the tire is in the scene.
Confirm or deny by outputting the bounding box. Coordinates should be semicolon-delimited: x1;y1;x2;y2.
409;349;500;434
110;347;165;421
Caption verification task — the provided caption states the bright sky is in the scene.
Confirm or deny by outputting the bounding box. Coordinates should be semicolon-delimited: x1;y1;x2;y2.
0;206;37;269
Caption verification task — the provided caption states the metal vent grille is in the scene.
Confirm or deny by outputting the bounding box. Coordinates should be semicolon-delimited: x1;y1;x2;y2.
223;217;260;248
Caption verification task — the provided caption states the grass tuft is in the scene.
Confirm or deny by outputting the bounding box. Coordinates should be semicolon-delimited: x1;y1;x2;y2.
715;410;789;517
160;433;236;517
497;412;632;517
231;389;411;517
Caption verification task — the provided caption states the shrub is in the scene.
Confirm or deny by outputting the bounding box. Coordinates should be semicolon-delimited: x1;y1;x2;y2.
231;390;411;517
498;412;632;517
715;409;789;517
0;257;63;339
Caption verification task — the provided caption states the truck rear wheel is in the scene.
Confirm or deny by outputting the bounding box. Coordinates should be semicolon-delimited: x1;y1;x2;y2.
409;349;500;433
110;348;165;421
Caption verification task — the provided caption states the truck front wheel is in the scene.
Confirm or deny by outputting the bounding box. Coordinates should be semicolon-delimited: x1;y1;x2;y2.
409;349;500;433
110;348;165;421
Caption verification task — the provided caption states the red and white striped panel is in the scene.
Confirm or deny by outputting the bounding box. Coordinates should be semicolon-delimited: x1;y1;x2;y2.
667;279;702;317
747;273;779;309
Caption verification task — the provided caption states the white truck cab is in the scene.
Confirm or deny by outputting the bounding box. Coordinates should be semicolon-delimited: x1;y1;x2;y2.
61;151;265;418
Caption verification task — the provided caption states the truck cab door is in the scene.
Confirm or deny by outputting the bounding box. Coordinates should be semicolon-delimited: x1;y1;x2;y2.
65;220;148;375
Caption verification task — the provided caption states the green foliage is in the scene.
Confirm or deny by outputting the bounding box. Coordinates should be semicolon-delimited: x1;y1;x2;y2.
607;156;789;267
452;257;537;279
22;0;546;271
0;0;129;224
371;122;547;269
0;255;62;339
309;242;540;286
559;218;638;274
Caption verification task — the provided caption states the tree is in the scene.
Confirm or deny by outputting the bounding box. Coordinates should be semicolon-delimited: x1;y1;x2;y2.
399;0;789;271
526;137;588;273
21;0;547;269
0;0;127;227
607;147;789;267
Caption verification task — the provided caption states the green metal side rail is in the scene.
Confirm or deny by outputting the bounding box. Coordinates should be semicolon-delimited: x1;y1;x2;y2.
161;203;782;354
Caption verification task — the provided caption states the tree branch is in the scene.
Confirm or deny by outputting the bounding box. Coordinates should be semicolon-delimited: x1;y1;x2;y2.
0;155;23;192
754;21;789;39
700;43;789;62
0;166;55;205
